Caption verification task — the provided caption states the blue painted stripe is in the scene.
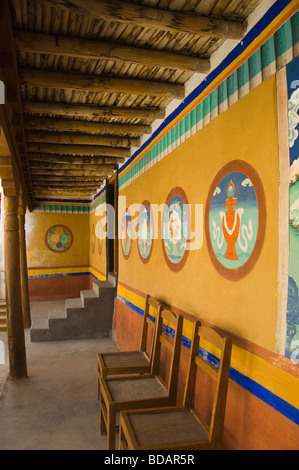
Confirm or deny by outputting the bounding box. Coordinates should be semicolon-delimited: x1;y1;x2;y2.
28;272;90;279
117;294;299;426
28;271;104;281
117;293;144;316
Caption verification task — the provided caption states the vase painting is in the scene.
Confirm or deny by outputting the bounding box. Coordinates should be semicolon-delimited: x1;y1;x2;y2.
206;161;266;281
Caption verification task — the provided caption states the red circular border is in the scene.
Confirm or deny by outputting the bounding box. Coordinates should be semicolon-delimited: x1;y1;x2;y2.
205;160;266;281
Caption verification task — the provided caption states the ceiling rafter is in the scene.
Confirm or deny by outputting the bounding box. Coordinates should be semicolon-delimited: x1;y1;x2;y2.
14;30;211;74
19;68;186;100
35;0;246;40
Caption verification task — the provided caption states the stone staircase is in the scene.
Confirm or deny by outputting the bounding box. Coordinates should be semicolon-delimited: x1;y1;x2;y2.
0;300;7;332
30;275;116;342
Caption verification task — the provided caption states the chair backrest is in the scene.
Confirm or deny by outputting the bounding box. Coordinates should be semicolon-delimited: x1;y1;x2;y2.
139;295;163;364
183;321;232;449
151;307;183;401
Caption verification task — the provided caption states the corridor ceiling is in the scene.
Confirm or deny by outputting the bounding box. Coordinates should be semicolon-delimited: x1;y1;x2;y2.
5;0;261;204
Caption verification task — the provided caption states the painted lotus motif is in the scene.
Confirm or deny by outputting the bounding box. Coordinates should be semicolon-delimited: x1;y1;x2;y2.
45;225;73;252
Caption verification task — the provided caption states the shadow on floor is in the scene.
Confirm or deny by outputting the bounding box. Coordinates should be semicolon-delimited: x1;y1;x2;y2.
0;301;117;450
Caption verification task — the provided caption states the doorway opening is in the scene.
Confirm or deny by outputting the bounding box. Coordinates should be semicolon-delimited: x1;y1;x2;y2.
106;173;118;280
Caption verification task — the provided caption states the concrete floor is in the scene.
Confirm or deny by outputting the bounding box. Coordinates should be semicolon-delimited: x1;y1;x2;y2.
0;301;118;450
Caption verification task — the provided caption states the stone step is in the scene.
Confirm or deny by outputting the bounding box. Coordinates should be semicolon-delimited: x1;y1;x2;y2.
92;280;115;296
31;317;49;330
81;289;98;302
30;280;117;342
49;306;67;320
65;298;83;310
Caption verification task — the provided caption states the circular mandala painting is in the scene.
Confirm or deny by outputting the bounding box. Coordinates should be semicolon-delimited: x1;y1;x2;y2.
137;201;153;263
45;225;73;253
205;160;266;281
121;209;132;259
162;187;190;272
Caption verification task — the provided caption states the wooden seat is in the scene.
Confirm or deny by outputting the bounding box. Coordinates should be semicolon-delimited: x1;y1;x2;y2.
97;295;162;398
119;320;232;450
99;307;183;450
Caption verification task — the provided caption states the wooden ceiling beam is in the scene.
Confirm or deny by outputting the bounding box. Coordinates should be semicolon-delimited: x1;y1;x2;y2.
28;153;125;165
29;161;116;171
36;0;245;40
22;101;165;121
27;142;131;157
14;30;210;74
24;116;151;136
31;175;105;182
19;68;185;100
26;131;140;148
33;185;102;192
31;168;111;176
34;191;98;198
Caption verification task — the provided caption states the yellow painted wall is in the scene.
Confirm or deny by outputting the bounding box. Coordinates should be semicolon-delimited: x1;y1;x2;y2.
26;211;90;270
118;76;279;352
89;203;107;280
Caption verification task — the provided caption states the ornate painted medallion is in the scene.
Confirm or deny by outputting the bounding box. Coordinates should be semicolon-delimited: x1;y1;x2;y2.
162;187;190;272
45;225;73;253
205;161;266;280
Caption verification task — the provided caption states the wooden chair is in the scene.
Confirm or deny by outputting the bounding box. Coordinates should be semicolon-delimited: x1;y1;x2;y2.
97;295;162;398
119;320;232;450
99;307;183;450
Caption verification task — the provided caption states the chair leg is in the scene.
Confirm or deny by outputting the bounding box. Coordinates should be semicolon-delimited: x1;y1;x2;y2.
107;406;116;450
100;405;107;435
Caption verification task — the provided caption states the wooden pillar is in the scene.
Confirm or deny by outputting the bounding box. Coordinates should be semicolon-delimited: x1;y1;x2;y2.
18;198;31;329
4;195;27;379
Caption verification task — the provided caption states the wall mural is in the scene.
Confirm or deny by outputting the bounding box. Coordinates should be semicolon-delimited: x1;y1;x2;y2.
205;161;266;281
121;208;132;260
137;201;153;263
162;187;189;272
45;225;73;253
286;55;299;360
